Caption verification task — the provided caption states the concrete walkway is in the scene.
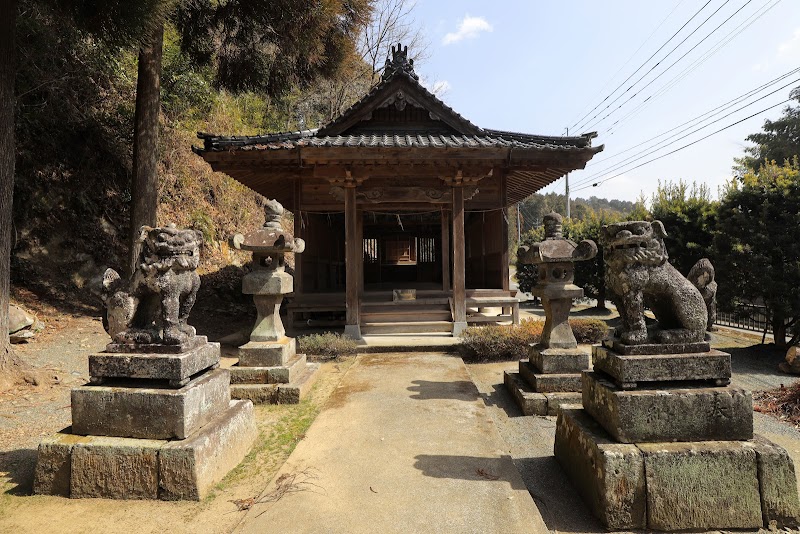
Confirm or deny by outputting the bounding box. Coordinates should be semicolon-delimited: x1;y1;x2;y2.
236;352;547;534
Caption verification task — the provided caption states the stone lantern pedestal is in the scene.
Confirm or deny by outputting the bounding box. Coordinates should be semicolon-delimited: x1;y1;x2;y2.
505;213;598;416
229;200;319;404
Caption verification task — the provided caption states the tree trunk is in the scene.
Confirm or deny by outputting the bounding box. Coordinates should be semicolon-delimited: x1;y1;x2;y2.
772;313;787;349
0;0;19;369
129;23;164;276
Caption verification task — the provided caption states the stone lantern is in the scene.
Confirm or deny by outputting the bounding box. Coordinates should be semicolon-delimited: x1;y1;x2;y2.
505;212;598;416
230;200;318;404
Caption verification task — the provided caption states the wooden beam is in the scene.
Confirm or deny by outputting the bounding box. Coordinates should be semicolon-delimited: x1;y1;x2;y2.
344;185;361;339
293;178;303;296
500;171;509;291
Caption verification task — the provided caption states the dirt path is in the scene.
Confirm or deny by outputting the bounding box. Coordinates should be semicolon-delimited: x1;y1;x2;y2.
0;315;355;534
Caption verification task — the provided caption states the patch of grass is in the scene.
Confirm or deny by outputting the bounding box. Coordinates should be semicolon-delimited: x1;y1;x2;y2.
458;318;609;362
297;332;358;361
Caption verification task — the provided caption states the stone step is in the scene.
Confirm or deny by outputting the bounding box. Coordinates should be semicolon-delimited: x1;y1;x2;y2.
238;337;296;367
34;400;257;501
231;363;320;404
503;371;582;416
360;321;453;334
230;353;307;385
519;361;582;392
71;368;231;440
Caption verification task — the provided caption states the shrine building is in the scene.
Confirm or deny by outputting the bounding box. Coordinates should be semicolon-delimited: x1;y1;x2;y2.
194;45;602;339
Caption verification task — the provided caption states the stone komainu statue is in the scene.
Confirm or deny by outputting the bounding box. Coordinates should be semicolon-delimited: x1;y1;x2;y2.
101;225;202;346
601;220;716;345
687;257;717;332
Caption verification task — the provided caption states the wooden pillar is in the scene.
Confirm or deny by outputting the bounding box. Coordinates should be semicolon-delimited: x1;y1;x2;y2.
357;207;364;295
452;185;467;335
441;210;450;291
293;178;303;295
500;171;510;291
344;184;361;339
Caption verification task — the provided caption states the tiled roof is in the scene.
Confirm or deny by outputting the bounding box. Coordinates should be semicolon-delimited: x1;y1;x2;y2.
197;131;598;152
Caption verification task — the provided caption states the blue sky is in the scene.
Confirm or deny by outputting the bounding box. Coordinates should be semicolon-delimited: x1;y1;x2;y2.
407;0;800;203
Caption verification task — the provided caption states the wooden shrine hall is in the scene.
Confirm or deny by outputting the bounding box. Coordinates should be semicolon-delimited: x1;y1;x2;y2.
195;45;602;338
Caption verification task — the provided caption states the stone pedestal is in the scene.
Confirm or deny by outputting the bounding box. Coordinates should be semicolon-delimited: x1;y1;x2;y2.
34;341;257;500
555;341;800;530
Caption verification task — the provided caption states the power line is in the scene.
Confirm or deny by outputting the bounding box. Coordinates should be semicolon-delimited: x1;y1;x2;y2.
570;0;715;132
605;0;783;136
567;0;687;128
571;98;791;193
580;0;754;133
570;69;800;188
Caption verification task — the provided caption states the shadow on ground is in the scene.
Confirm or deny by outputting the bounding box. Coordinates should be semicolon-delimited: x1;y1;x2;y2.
407;379;480;401
413;454;527;490
0;448;37;496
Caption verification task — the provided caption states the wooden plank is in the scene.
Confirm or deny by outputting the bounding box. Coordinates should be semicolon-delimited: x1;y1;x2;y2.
345;186;360;328
452;186;466;324
441;210;450;291
500;171;509;291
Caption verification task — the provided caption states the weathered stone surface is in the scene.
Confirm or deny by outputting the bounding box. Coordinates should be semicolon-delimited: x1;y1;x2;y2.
230;383;278;404
33;429;89;496
232;363;319;404
529;345;590;374
238;338;296;367
582;371;753;443
106;335;207;355
230;353;307;384
503;371;547;416
72;369;231;439
780;345;800;375
89;341;220;383
554;407;646;530
750;436;800;528
639;441;763;530
601;337;710;355
593;345;730;387
242;269;293;295
601;221;711;345
8;304;34;334
519;362;582;393
70;436;165;499
159;400;257;500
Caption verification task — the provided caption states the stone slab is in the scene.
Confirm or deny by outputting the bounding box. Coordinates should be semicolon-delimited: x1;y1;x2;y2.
242;269;293;295
159;400;257;500
89;342;220;384
70;435;165;499
582;371;753;443
232;363;320;405
602;337;710;355
106;336;207;355
529;345;591;373
504;371;547;415
230;353;307;385
33;429;89;496
71;368;231;440
592;345;731;387
543;392;583;415
554;406;646;529
519;361;582;392
638;441;763;530
750;436;800;529
238;338;296;367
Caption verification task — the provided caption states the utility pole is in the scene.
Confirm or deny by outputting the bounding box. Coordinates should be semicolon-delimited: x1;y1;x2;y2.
565;127;570;219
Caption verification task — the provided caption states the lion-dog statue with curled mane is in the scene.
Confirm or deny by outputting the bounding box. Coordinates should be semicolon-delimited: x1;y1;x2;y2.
101;225;202;346
601;220;715;346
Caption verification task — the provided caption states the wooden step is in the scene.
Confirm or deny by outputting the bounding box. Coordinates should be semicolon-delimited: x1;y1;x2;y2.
360;298;450;308
361;311;452;323
360;321;453;335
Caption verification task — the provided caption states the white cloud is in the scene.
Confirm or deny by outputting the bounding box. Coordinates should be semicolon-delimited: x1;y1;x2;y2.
420;76;451;97
778;27;800;57
442;15;493;45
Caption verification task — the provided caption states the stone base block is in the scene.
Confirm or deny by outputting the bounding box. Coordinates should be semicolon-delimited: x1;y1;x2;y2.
554;406;647;529
602;337;710;355
583;371;753;443
33;400;256;501
230;353;307;385
106;336;207;355
529;345;590;373
238;338;296;367
593;345;731;388
89;342;220;386
555;408;800;530
504;371;582;416
71;368;231;440
231;363;319;404
519;361;581;392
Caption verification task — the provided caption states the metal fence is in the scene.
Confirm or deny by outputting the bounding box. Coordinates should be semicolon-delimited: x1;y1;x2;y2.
715;303;770;333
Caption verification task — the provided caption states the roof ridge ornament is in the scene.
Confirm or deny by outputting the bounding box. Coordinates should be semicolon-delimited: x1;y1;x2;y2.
382;43;418;81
